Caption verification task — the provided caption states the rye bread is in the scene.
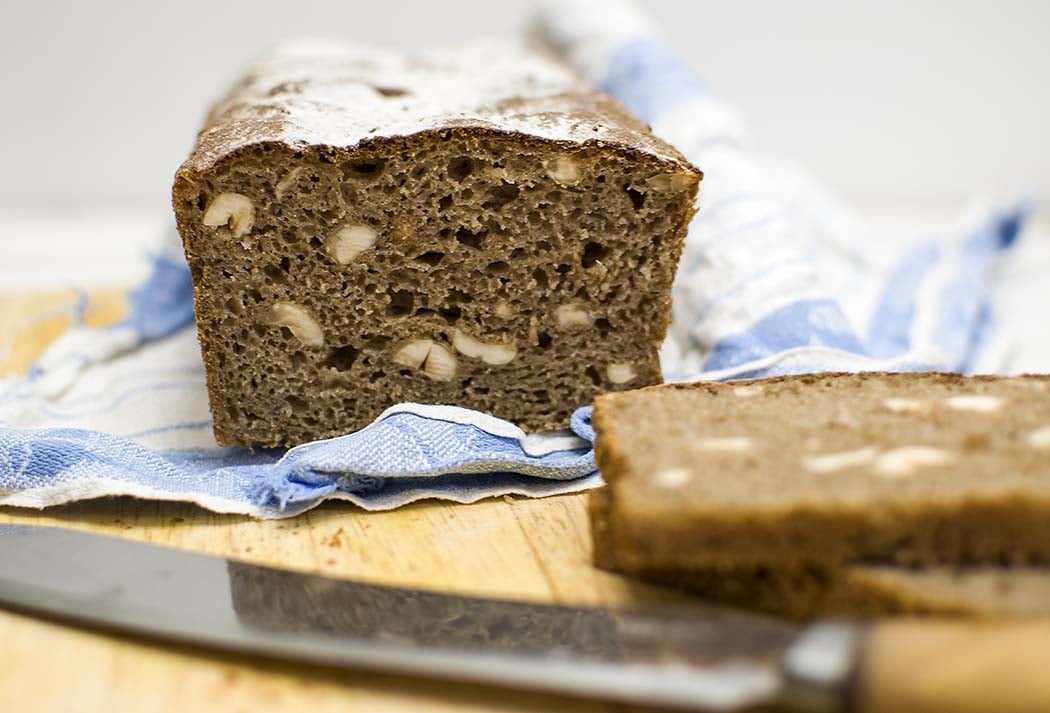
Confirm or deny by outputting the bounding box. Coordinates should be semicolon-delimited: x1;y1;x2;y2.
173;39;700;447
591;372;1050;616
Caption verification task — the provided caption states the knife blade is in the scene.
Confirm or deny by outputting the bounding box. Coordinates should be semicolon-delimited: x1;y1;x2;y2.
0;524;858;711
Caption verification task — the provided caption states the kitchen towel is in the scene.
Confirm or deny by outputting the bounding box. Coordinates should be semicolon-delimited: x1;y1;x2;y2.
0;0;1029;517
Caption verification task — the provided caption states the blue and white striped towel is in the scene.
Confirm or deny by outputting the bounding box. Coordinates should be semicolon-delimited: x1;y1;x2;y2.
0;0;1029;517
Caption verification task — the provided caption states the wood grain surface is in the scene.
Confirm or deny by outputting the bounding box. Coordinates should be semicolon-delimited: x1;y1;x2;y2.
0;290;693;713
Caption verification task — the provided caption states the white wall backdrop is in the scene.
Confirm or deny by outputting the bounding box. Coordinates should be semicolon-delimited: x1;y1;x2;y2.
1;0;1047;213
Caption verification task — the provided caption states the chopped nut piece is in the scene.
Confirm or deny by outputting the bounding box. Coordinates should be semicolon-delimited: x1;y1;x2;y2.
874;447;956;478
422;343;457;381
328;224;378;264
545;155;580;185
555;303;593;329
883;398;929;413
646;172;694;192
452;330;517;365
261;302;324;348
945;395;1005;413
392;339;458;381
275;167;304;199
202;193;254;238
606;362;637;384
695;437;752;452
392;339;434;369
653;467;692;489
1027;427;1050;449
803;447;879;474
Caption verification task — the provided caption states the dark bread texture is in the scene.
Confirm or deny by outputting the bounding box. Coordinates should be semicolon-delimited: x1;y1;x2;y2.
592;372;1050;616
594;488;1050;618
173;39;700;447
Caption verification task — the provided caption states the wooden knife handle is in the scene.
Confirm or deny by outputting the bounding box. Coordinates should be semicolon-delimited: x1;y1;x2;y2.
859;619;1050;713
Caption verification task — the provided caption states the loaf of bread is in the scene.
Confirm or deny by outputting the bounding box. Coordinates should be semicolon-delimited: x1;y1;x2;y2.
592;372;1050;616
173;39;700;447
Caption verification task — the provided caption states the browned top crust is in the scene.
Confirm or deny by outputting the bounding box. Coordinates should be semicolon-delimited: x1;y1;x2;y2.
178;38;698;177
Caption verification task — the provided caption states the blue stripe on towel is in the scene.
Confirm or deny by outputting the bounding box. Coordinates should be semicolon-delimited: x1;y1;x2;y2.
866;242;941;359
704;299;867;372
601;38;707;123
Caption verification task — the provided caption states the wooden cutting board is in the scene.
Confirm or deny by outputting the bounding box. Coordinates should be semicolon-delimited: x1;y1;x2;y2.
0;290;691;713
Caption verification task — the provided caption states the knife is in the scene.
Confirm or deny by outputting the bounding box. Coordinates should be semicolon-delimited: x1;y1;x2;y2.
0;525;1045;712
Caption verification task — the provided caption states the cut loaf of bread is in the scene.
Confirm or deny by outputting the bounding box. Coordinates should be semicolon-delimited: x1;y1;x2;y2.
592;372;1050;616
173;39;700;447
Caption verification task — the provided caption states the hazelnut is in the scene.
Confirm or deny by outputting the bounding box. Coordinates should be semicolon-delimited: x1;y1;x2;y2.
944;395;1005;413
695;437;753;452
392;339;458;381
606;362;637;384
646;172;694;192
803;447;879;474
873;447;955;478
1027;427;1050;449
275;167;304;200
422;343;457;381
202;193;254;238
883;398;929;413
261;302;324;348
327;224;378;264
545;155;580;186
554;303;592;330
452;329;516;365
653;467;692;489
392;339;434;369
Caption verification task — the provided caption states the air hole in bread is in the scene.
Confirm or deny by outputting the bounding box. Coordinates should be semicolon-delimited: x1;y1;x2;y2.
344;159;386;181
483;182;520;210
625;186;646;210
447;157;474;181
262;264;286;283
285;394;309;412
582;242;610;268
439;306;462;324
323;345;359;372
586;365;603;386
455;227;485;249
415;251;445;266
386;289;414;316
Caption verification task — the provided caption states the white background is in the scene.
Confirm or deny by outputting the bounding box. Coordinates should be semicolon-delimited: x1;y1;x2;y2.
1;0;1047;213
